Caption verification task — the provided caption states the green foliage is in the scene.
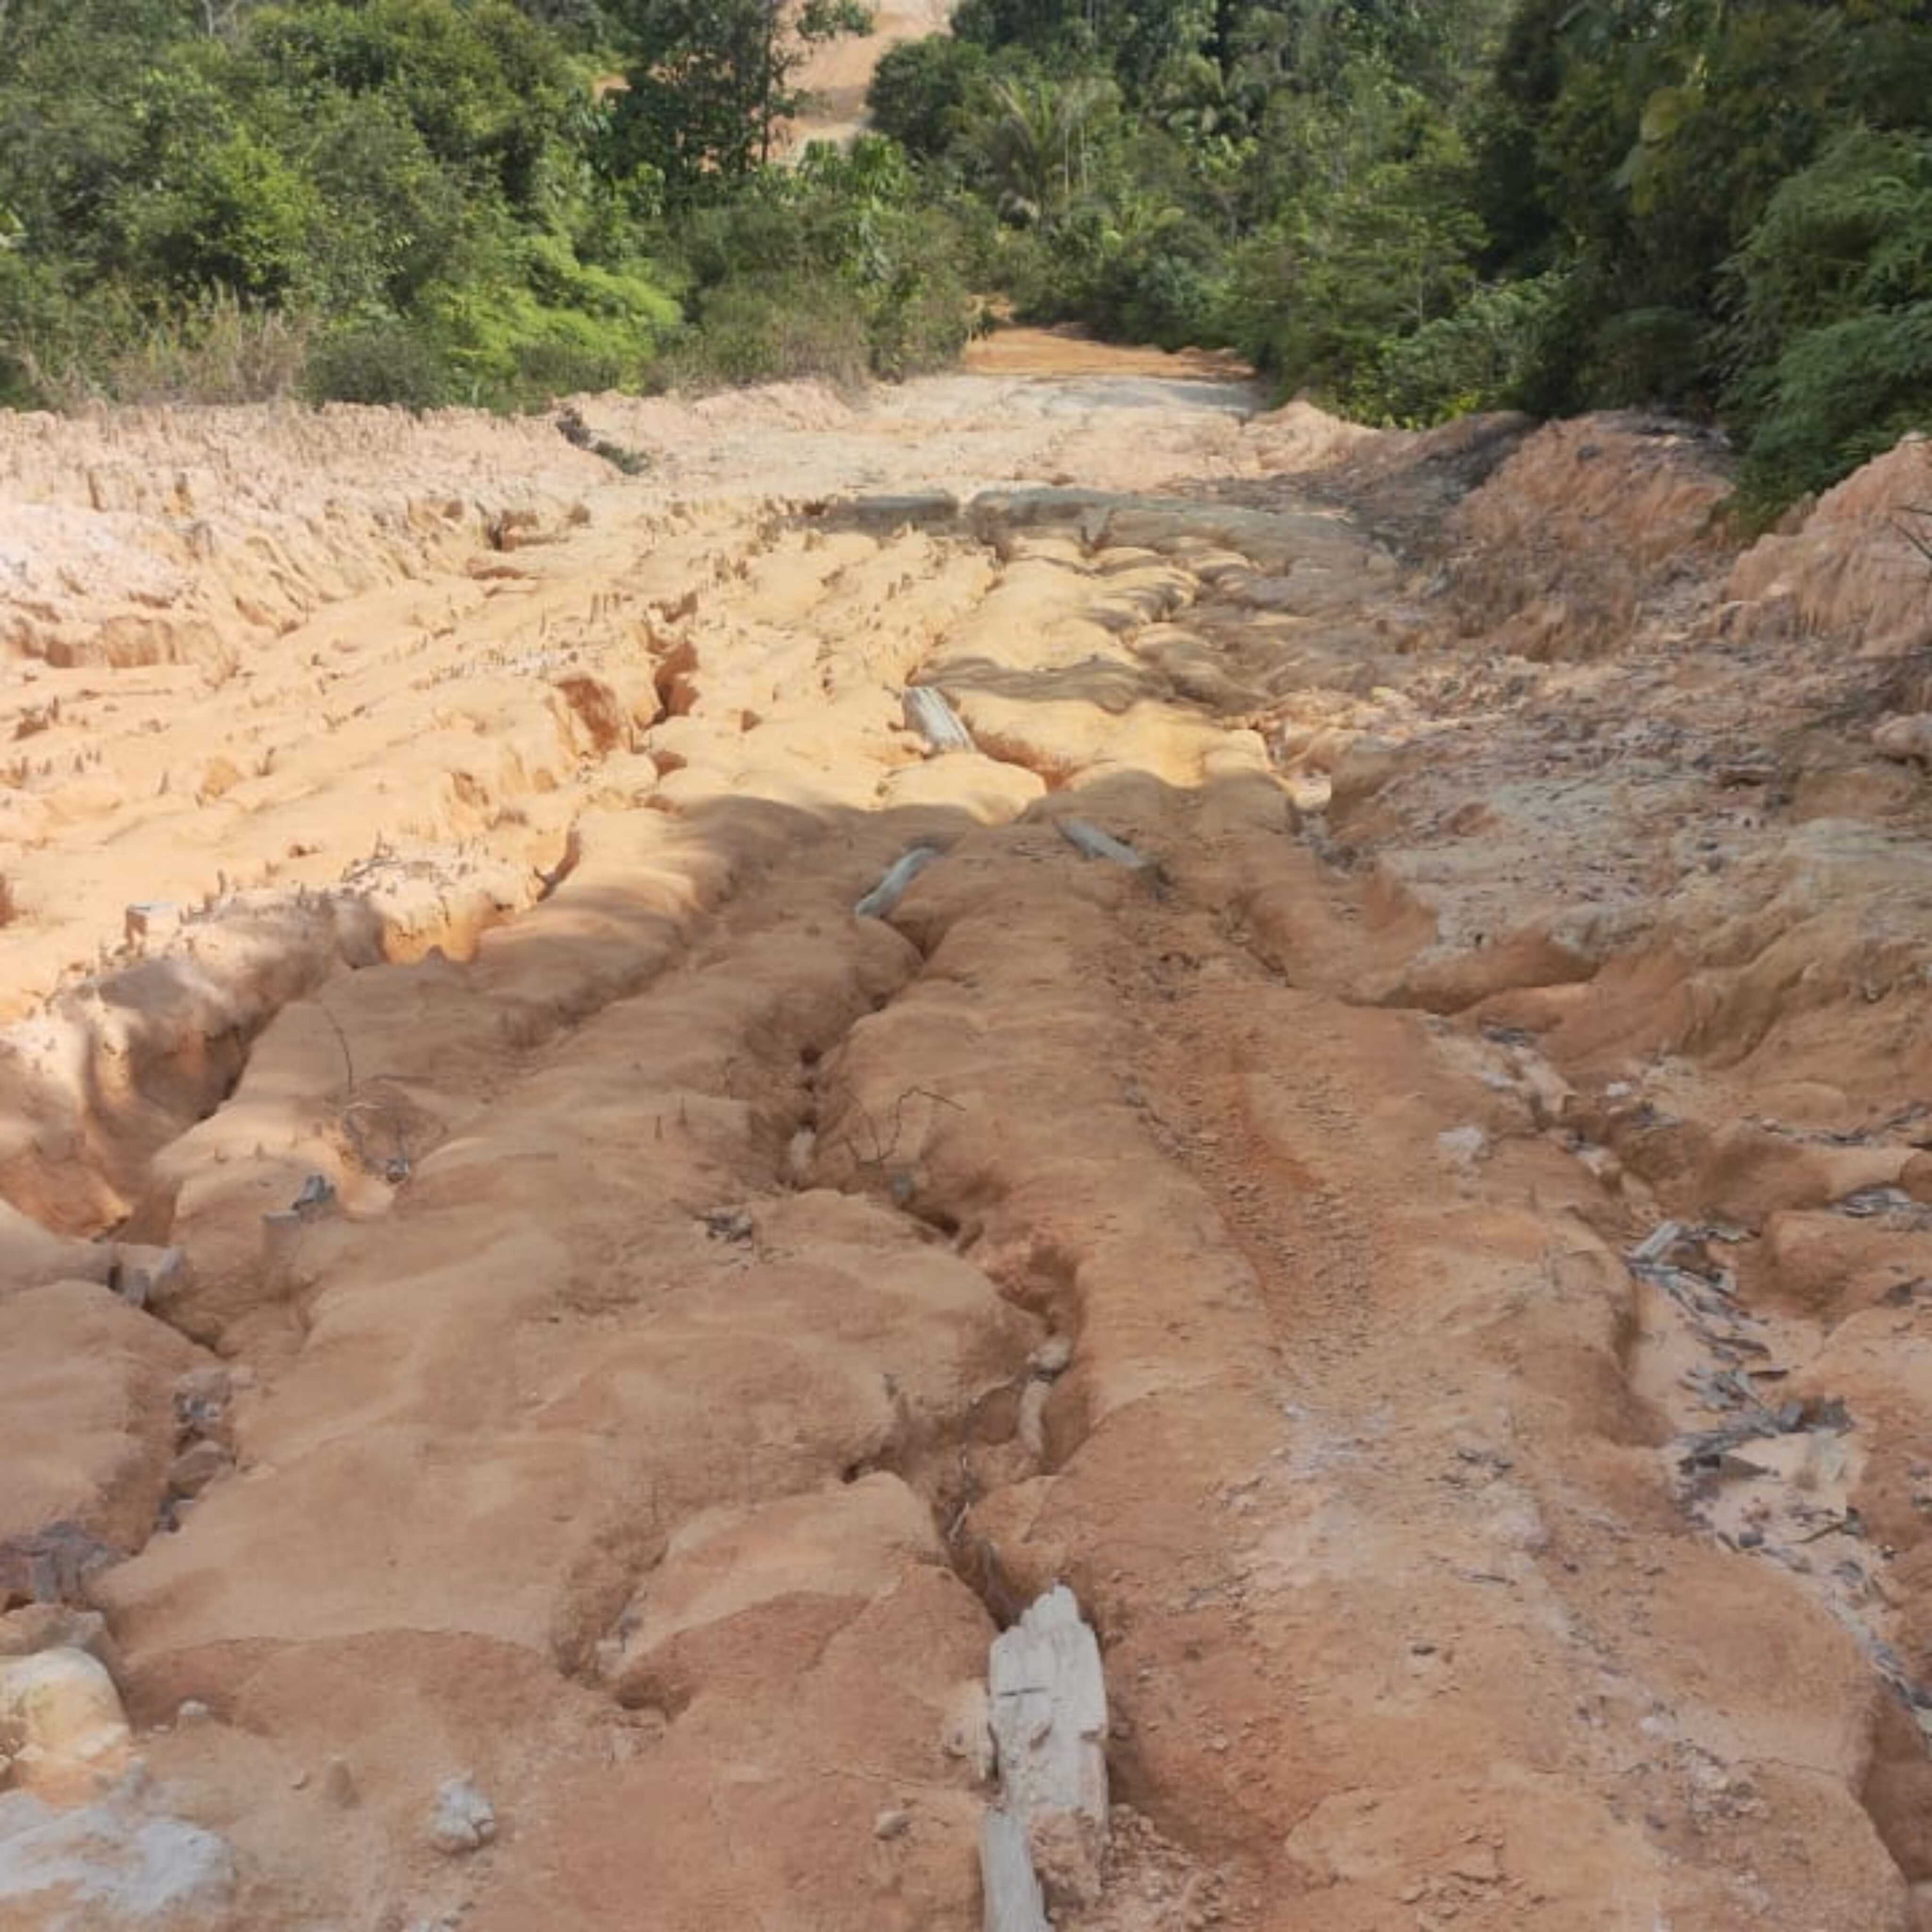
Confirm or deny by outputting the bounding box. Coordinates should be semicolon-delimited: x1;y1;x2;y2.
1474;0;1932;498
866;37;990;161
1724;128;1932;507
1371;270;1563;422
604;0;873;195
667;136;977;385
0;0;685;411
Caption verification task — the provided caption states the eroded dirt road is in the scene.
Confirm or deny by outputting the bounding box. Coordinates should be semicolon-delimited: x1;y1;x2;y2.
4;341;1932;1932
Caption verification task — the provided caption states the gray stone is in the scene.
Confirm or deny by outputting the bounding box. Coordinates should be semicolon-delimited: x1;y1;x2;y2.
428;1777;495;1855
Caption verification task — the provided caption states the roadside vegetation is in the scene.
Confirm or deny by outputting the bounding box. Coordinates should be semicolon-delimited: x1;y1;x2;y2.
2;0;1927;511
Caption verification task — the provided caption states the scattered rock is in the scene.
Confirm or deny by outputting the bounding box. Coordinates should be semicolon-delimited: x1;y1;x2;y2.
175;1700;212;1726
873;1807;911;1841
429;1777;496;1855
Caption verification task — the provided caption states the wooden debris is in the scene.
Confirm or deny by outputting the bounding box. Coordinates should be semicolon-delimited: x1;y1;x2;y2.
982;1584;1108;1924
903;687;975;754
981;1809;1049;1932
1057;817;1152;871
854;842;946;921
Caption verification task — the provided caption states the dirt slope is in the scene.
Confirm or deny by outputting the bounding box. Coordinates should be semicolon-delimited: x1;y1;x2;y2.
3;345;1932;1932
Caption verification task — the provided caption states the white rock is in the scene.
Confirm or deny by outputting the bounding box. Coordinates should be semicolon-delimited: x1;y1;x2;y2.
1028;1335;1074;1379
429;1777;495;1854
0;1649;130;1789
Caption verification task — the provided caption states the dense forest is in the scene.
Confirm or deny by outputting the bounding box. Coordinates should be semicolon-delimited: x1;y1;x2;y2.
2;0;1928;509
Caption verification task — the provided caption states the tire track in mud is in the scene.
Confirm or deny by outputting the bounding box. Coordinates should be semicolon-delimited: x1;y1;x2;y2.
5;410;1932;1932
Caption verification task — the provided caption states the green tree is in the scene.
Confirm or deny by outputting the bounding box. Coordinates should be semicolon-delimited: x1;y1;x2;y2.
865;35;988;160
606;0;872;196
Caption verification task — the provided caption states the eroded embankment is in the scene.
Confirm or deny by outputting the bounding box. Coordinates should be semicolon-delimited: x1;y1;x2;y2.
3;376;1932;1932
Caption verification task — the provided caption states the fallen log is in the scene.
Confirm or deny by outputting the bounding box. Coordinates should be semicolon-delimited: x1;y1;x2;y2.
982;1584;1108;1924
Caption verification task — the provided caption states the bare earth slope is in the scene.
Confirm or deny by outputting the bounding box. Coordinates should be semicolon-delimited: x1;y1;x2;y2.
3;341;1932;1932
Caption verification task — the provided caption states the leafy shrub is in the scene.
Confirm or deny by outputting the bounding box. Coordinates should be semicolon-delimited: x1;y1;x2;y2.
1738;305;1932;509
662;273;873;389
305;317;454;407
866;37;989;161
1373;272;1565;422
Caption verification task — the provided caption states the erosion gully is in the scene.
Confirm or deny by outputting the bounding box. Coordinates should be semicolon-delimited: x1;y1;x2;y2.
3;374;1931;1932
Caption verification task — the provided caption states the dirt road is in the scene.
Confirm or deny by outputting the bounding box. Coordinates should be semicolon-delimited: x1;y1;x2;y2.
3;341;1932;1931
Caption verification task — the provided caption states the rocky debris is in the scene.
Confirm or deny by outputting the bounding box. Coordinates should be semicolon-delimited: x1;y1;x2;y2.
0;1775;235;1928
429;1777;496;1855
983;1586;1108;1920
0;1526;119;1613
171;1370;231;1443
0;1647;131;1791
0;1607;115;1671
903;686;975;754
854;841;946;920
699;1206;755;1244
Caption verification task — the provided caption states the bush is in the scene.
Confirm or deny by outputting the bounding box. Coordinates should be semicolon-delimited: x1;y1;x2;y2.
1738;304;1932;508
1078;215;1232;350
662;273;873;389
305;317;454;407
1372;272;1565;422
866;37;989;162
